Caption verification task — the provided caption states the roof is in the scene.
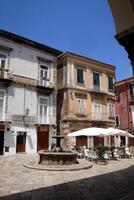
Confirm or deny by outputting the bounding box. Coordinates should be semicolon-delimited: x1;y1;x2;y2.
115;76;134;86
58;51;116;70
0;29;62;56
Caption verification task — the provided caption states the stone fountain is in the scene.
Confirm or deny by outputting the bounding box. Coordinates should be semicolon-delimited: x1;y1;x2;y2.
38;134;78;165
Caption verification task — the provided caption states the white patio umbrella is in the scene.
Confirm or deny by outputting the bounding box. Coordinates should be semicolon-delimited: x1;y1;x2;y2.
67;127;107;137
105;128;134;138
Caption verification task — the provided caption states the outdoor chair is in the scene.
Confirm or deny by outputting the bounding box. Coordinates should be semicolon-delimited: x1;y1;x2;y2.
103;151;111;161
113;148;120;160
125;147;132;158
84;149;90;159
92;150;98;163
118;148;125;158
77;147;85;159
87;150;94;161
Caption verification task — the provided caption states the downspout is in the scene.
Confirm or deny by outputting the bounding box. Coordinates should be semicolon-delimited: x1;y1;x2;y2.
126;81;130;132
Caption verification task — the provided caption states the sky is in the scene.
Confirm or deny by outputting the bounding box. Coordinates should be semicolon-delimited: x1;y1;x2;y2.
0;0;132;81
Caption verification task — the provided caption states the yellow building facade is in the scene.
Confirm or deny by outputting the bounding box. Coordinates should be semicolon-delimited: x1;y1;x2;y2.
57;52;116;147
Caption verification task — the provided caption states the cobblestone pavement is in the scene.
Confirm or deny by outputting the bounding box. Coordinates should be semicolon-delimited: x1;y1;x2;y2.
0;154;134;200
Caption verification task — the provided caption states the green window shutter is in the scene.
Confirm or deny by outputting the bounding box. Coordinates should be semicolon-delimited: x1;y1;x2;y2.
130;84;134;94
108;77;113;89
93;73;100;86
77;69;84;84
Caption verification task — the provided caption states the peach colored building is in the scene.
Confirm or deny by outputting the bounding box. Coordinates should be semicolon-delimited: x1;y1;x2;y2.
115;77;134;146
57;52;116;148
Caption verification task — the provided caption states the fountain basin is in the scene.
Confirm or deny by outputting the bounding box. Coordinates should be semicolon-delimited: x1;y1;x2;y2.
38;150;78;165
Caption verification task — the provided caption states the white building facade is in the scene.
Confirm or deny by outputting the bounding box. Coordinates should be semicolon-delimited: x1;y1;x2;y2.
0;30;61;155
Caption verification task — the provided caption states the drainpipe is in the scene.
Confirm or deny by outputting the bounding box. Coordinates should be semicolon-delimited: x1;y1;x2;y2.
126;82;130;131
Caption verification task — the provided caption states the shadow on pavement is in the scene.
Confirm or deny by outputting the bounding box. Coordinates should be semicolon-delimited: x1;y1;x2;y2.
0;165;134;200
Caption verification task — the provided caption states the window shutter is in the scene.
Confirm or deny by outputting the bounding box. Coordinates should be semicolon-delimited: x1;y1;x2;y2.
108;77;113;90
77;69;84;84
52;94;56;124
93;73;100;86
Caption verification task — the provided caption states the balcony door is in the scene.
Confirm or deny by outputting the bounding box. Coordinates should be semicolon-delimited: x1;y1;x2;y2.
93;73;100;91
39;97;49;124
0;54;6;77
76;136;87;148
39;65;49;86
93;100;102;120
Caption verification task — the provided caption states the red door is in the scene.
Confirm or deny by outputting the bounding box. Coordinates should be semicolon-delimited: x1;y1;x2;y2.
16;132;26;153
76;136;87;147
37;126;49;151
94;136;104;147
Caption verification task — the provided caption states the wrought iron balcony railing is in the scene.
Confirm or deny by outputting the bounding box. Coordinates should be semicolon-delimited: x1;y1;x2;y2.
89;85;107;94
89;113;108;121
0;69;13;80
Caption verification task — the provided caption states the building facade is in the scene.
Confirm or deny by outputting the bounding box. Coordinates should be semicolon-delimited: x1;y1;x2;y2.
57;52;116;148
0;30;61;155
115;77;134;146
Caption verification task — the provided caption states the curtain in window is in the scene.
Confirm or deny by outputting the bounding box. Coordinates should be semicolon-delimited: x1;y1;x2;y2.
109;104;114;117
77;99;85;113
39;98;48;123
93;100;102;120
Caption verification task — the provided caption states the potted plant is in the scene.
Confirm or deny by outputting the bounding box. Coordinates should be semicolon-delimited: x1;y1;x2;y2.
96;145;108;164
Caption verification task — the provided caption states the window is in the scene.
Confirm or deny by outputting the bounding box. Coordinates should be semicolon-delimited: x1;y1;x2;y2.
130;84;134;100
93;73;100;91
0;54;6;76
92;100;102;120
115;115;120;126
77;68;84;84
108;76;114;90
77;99;85;114
39;65;49;86
39;97;49;124
0;90;5;121
109;103;115;118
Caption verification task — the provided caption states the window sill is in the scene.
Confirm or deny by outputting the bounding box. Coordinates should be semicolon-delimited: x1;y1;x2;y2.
108;116;115;119
75;113;87;117
76;83;85;87
108;89;114;93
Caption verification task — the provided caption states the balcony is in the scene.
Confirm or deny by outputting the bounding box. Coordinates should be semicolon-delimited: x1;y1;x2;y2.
0;69;13;85
89;113;108;121
89;85;107;95
108;113;115;120
36;79;56;94
12;115;37;125
38;115;56;125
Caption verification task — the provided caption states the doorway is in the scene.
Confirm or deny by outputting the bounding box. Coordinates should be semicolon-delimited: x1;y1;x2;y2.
0;131;4;155
76;136;87;148
37;126;49;151
16;132;26;153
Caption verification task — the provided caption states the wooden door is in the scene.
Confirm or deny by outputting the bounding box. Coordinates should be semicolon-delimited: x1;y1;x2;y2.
76;136;87;148
94;136;104;147
16;132;26;153
0;131;4;155
37;126;49;151
110;136;114;146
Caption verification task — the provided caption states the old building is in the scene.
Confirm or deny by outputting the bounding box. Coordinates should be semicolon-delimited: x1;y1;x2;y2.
0;29;61;155
57;52;116;148
115;77;134;146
